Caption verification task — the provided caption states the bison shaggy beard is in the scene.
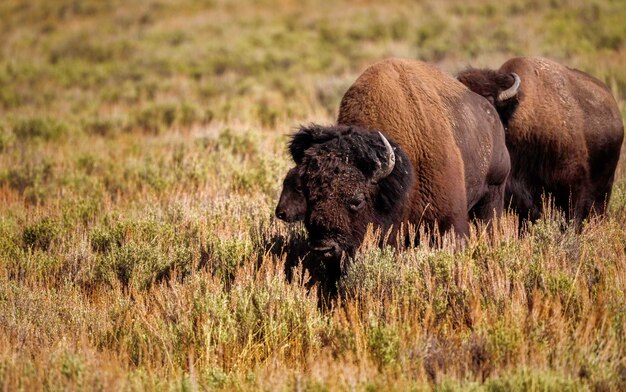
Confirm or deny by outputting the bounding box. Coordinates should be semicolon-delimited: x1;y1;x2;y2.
290;124;414;262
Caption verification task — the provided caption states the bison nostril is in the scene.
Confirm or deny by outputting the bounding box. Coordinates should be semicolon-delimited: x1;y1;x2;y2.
276;209;286;220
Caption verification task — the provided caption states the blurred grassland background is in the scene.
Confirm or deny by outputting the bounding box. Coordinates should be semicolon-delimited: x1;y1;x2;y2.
0;0;625;390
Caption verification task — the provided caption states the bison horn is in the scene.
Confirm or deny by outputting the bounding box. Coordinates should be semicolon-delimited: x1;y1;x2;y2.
371;132;396;182
497;72;521;102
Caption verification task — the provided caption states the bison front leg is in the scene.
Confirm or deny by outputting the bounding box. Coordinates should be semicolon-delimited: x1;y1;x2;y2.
470;183;506;224
441;205;471;246
425;214;469;248
468;183;507;240
452;215;471;243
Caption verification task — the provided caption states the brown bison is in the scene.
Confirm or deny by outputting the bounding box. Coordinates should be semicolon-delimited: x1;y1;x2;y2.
457;56;624;225
275;166;305;223
287;58;510;260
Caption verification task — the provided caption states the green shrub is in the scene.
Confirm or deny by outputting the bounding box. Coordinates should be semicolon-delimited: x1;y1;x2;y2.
231;160;276;195
340;247;402;299
483;369;582;391
95;240;169;289
216;128;258;157
12;117;68;141
49;35;132;64
60;196;101;226
0;160;54;200
60;351;85;384
0;217;20;260
22;218;60;251
206;236;255;283
0;125;15;151
128;103;201;134
367;322;400;370
83;117;121;137
201;367;228;389
90;224;126;253
129;104;176;134
486;321;523;367
0;86;22;109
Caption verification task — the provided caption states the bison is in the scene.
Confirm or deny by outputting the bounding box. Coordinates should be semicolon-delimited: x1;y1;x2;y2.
457;56;624;225
285;58;510;262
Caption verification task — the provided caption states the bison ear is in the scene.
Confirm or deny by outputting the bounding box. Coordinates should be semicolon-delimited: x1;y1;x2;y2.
289;124;341;164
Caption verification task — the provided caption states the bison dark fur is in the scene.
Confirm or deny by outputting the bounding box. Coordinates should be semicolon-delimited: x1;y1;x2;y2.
458;56;624;225
275;167;305;223
293;125;414;258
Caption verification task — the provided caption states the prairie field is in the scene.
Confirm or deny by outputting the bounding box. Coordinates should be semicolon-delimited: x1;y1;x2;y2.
1;0;626;390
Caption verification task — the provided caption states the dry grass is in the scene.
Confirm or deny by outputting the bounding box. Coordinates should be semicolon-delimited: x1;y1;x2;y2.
0;0;625;390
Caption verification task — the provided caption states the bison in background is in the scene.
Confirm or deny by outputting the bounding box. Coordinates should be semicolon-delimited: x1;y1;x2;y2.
287;58;510;266
457;56;624;226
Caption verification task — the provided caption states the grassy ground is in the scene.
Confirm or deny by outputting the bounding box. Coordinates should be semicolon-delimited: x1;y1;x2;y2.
0;0;625;390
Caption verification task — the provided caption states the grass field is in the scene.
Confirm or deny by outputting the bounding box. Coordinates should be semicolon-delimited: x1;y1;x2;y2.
0;0;625;390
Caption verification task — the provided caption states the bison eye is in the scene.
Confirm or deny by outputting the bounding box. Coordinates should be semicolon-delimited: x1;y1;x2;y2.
348;194;365;212
295;184;302;193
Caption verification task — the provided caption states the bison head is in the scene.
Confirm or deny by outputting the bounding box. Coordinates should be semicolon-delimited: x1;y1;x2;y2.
290;124;414;260
275;166;306;222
